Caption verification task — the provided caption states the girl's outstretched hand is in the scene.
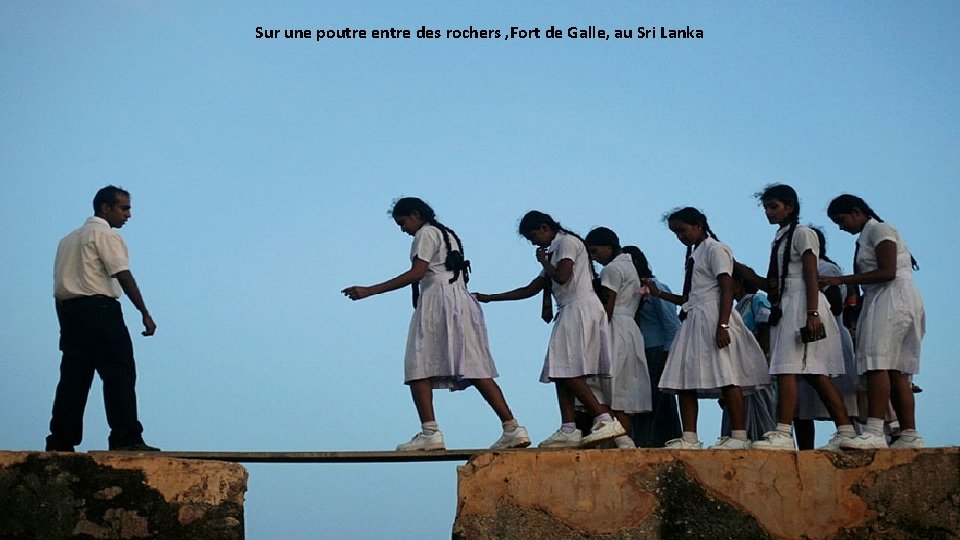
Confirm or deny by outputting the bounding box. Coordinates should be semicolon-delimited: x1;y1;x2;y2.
342;286;371;301
473;292;490;303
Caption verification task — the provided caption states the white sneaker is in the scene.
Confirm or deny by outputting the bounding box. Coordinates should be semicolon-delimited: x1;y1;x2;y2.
818;432;855;452
751;431;795;451
889;435;924;449
840;432;888;450
614;435;637;449
580;419;626;448
538;428;582;448
396;431;445;451
664;437;703;449
710;436;751;450
490;426;532;449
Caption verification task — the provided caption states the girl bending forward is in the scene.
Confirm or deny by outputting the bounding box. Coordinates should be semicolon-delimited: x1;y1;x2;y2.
343;197;530;451
646;207;770;449
475;211;625;449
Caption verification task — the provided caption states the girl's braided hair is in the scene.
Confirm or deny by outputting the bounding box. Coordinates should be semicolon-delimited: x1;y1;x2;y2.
392;197;471;283
757;184;801;297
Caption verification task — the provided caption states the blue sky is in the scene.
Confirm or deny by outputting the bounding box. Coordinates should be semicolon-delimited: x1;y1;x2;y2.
2;2;958;538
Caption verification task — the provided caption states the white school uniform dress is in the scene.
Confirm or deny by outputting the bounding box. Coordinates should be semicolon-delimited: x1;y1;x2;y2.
591;253;653;414
659;238;770;397
768;225;845;376
796;259;860;420
854;218;924;374
539;232;612;383
404;224;499;389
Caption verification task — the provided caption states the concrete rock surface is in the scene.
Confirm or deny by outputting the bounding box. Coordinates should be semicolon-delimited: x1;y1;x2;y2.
453;448;959;539
0;451;247;539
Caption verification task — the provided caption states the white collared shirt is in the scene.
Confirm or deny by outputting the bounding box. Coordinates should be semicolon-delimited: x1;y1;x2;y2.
54;216;130;300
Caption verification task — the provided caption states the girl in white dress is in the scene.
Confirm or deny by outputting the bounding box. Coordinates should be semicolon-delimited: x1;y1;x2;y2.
646;207;770;450
584;227;653;449
475;211;625;449
823;194;925;449
342;197;530;452
750;185;857;451
793;227;861;449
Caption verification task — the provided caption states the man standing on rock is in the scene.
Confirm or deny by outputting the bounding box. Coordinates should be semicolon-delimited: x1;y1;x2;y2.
45;185;160;452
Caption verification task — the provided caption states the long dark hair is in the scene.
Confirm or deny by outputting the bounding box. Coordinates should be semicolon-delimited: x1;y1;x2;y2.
758;184;801;297
827;194;918;271
392;197;471;283
811;225;838;267
664;207;718;308
518;211;595;277
663;206;719;262
621;246;653;279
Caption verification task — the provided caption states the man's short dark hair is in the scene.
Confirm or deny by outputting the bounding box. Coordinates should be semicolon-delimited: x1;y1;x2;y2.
93;185;131;213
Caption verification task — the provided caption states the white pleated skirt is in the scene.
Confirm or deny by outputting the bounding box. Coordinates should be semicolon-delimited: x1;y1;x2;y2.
857;279;924;374
540;295;612;383
404;277;498;389
768;284;845;376
586;311;652;413
660;302;770;398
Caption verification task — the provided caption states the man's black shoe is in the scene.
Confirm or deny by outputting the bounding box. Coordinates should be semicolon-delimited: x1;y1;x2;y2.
45;436;75;452
109;442;161;452
44;445;75;452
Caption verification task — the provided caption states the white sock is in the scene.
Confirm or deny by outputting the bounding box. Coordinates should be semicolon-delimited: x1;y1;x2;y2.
776;423;792;435
502;419;519;432
837;424;856;438
866;417;884;437
731;430;748;441
898;428;919;441
421;421;439;435
682;431;699;444
561;422;577;434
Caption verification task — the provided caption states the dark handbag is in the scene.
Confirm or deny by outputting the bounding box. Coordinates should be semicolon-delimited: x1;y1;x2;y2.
800;325;826;343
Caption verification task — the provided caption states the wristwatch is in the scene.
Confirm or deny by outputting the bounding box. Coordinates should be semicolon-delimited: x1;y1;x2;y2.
718;323;730;329
807;310;820;317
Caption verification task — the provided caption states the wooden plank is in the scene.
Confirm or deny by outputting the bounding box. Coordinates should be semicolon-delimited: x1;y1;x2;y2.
88;449;536;463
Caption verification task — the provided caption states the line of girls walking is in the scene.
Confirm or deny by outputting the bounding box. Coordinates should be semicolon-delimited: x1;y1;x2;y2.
342;184;924;451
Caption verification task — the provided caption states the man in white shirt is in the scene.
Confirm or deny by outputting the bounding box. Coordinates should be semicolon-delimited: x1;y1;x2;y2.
45;186;159;452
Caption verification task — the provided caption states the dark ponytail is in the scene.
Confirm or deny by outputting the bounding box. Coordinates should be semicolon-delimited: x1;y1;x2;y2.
758;184;801;297
622;246;653;279
392;197;471;283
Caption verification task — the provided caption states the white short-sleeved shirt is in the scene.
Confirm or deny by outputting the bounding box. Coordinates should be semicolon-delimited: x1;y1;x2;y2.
542;232;594;307
856;219;916;291
684;238;733;310
773;225;819;286
600;253;642;315
410;224;463;284
54;217;130;300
